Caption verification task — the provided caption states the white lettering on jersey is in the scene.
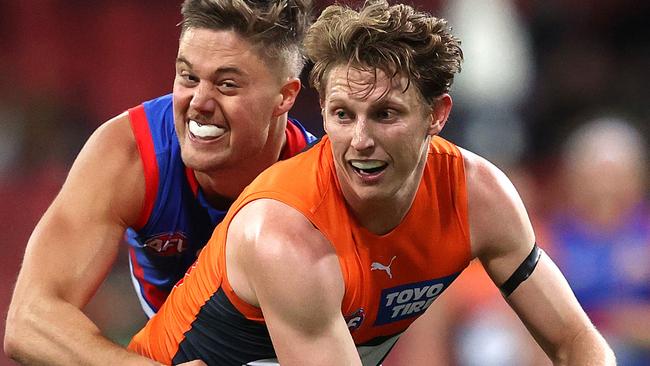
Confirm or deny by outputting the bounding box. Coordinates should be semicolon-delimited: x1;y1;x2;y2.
375;274;460;325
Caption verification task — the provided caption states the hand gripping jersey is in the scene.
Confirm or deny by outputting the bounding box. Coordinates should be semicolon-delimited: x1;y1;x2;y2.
129;136;472;365
124;94;317;317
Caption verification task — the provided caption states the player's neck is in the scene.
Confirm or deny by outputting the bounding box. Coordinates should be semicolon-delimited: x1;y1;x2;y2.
193;168;253;208
347;164;425;236
194;125;288;208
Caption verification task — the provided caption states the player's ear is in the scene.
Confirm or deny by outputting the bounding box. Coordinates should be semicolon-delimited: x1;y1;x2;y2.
320;98;328;133
273;77;301;117
426;94;452;136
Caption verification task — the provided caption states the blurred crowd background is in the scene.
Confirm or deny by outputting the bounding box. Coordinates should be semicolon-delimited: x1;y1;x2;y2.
1;0;648;365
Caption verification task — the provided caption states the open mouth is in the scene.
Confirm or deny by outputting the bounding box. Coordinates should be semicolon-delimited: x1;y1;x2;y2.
188;120;227;140
349;160;388;175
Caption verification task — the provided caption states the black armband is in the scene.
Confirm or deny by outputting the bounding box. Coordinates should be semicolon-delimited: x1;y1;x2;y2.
499;243;542;297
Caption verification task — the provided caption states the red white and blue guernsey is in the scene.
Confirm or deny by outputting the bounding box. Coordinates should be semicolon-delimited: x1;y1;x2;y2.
124;94;317;317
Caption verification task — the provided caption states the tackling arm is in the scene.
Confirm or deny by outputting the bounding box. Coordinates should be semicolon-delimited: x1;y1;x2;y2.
3;113;167;365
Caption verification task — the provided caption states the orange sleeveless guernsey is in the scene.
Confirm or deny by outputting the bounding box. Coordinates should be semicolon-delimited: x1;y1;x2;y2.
129;136;472;365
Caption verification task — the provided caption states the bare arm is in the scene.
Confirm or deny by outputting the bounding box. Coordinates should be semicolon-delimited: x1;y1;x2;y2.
4;113;167;365
463;149;616;365
227;199;361;366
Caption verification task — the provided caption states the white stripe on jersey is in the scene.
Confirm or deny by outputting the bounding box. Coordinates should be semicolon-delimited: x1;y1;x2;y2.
128;255;156;318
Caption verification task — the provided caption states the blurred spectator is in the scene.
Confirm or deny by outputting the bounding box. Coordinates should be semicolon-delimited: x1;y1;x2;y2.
547;117;650;365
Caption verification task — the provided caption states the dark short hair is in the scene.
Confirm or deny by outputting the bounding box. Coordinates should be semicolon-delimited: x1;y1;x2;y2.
181;0;313;78
305;0;463;104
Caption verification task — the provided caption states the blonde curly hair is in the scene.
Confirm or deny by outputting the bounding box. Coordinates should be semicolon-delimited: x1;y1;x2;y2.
305;0;463;104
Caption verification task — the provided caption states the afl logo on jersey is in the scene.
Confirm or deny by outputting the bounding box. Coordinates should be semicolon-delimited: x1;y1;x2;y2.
344;308;366;332
143;232;188;256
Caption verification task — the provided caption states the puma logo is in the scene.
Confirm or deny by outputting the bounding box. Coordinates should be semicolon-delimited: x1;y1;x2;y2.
371;256;397;279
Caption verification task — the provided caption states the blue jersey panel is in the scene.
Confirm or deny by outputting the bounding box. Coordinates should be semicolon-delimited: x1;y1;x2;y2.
125;94;226;316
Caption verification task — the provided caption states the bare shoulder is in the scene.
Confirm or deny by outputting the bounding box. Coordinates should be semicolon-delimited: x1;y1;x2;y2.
57;111;144;225
83;112;139;165
227;199;344;315
230;199;337;265
460;148;535;262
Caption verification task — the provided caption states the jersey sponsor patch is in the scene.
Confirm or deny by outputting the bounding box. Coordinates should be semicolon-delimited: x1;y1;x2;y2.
374;273;460;325
143;232;189;256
